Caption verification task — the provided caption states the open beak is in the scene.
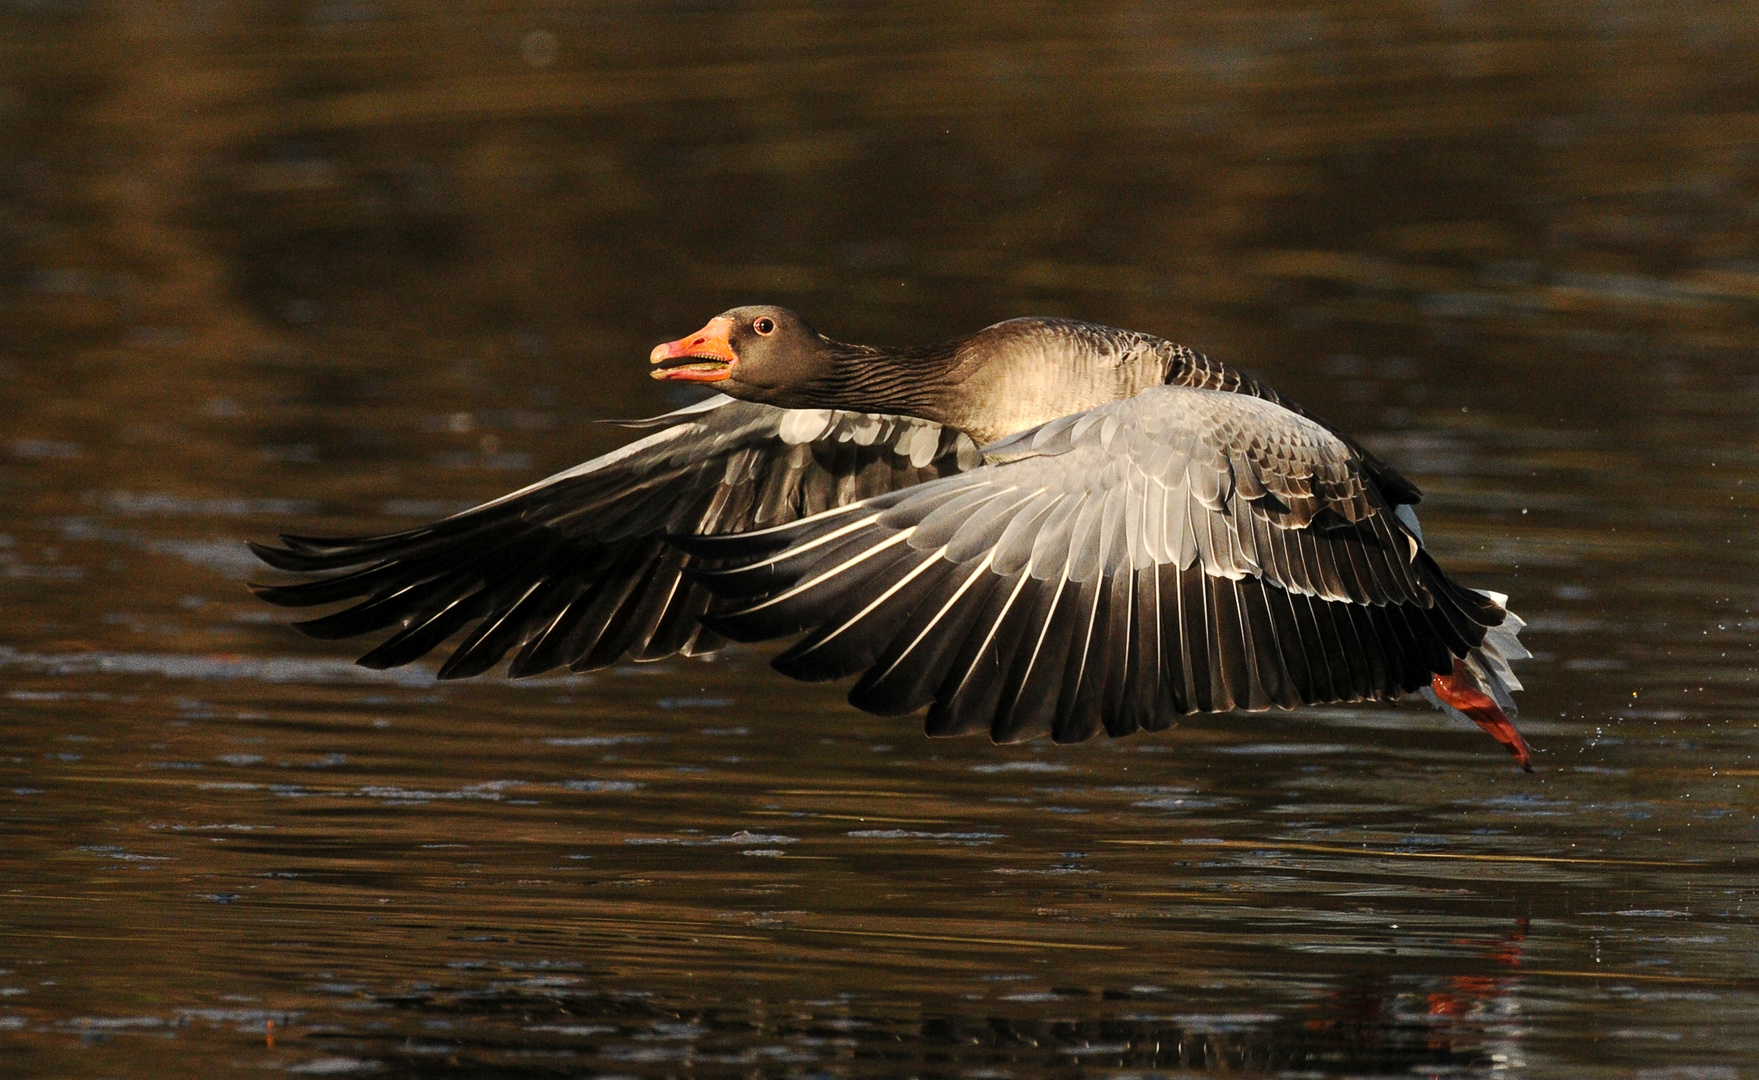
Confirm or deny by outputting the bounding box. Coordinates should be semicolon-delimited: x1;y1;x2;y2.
649;316;737;382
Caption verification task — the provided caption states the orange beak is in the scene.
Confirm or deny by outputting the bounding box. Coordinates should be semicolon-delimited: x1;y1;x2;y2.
649;316;737;382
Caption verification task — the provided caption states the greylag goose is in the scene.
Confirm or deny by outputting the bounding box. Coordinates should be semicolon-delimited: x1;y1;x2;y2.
252;306;1532;767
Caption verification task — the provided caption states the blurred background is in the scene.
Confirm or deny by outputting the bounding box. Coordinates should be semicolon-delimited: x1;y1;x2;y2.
6;1;1757;512
2;2;1757;1077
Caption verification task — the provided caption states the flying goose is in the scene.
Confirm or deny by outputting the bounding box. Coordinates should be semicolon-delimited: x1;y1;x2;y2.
252;306;1532;767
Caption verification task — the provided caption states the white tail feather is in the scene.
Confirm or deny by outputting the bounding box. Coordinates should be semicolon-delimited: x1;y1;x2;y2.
1420;589;1527;722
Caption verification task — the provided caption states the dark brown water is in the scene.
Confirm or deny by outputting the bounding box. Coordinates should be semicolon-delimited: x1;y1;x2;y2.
3;3;1758;1077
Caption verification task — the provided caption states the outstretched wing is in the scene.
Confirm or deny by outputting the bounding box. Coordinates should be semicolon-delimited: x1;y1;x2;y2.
251;396;980;678
688;385;1507;744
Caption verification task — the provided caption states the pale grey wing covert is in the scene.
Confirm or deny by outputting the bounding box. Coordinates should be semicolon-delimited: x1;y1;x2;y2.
690;386;1510;744
251;396;980;678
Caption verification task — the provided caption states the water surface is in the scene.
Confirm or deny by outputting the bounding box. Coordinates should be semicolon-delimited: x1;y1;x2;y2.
2;3;1757;1076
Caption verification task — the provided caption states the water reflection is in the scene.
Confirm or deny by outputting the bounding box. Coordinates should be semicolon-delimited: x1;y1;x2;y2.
4;0;1759;1076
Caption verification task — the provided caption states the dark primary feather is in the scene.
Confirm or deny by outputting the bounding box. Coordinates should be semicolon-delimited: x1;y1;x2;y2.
251;397;978;678
687;385;1506;744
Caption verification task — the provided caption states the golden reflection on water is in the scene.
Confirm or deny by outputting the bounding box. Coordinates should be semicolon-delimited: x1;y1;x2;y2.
2;2;1758;1076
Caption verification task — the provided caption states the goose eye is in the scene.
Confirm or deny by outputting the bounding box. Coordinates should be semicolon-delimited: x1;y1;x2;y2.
753;317;775;335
